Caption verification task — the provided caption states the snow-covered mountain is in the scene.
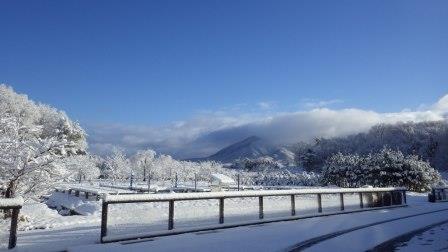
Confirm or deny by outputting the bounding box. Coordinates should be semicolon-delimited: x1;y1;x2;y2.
192;136;296;165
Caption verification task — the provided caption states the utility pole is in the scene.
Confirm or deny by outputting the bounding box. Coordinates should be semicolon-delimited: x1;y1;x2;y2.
147;171;151;193
143;159;147;182
194;173;197;191
130;171;134;189
237;174;240;191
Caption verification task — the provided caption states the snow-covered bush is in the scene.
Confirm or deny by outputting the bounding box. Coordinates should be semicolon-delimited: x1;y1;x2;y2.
0;85;87;199
232;156;282;172
321;148;441;191
249;170;321;186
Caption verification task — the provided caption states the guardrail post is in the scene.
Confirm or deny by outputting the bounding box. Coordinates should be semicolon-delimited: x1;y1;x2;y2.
389;191;393;206
359;192;364;209
75;190;80;197
100;202;108;242
402;190;406;204
259;196;264;219
8;207;20;249
339;193;344;211
317;194;322;213
219;198;224;224
291;195;296;216
86;192;89;199
168;200;174;230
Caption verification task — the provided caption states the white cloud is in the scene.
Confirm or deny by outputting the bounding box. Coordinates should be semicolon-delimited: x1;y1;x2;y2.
301;98;343;109
257;101;274;110
86;95;448;158
432;94;448;114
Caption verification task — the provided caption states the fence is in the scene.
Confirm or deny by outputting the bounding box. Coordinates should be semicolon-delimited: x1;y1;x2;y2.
0;197;23;249
428;187;448;202
100;187;407;243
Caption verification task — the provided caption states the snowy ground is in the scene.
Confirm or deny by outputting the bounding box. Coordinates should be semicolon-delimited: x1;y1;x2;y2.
0;191;446;252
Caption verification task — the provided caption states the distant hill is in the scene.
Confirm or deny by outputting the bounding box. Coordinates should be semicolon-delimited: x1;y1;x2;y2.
190;136;296;165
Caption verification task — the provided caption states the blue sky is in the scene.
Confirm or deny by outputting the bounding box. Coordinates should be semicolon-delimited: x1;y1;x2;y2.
1;0;448;156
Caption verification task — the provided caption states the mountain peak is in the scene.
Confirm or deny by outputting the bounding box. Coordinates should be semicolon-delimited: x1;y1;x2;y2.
205;136;272;163
190;135;296;166
233;135;262;145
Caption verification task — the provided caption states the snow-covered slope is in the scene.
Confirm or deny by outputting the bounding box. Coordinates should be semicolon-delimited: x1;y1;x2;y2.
192;136;296;165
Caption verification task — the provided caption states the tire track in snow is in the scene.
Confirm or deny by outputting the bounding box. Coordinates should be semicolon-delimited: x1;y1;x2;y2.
288;207;448;251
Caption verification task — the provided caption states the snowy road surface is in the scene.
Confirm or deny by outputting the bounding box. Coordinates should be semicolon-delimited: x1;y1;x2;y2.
68;201;448;252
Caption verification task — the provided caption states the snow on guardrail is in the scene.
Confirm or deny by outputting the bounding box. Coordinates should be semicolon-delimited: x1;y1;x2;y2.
104;187;406;203
0;197;24;208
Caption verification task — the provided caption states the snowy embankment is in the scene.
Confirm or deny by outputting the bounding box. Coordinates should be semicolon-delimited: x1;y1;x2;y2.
46;192;101;216
20;200;100;231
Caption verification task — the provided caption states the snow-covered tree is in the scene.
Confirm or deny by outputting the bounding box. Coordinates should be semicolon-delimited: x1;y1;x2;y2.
0;85;87;199
131;149;156;181
151;154;176;181
57;155;100;182
196;161;226;181
293;121;448;172
298;148;321;171
103;148;131;180
321;148;441;191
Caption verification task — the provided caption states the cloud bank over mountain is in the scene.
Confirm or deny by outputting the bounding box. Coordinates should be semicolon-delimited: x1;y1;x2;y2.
87;94;448;158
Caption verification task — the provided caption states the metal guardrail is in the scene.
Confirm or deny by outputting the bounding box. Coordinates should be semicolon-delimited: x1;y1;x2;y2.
0;197;23;249
428;187;448;202
100;187;407;243
55;187;105;201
